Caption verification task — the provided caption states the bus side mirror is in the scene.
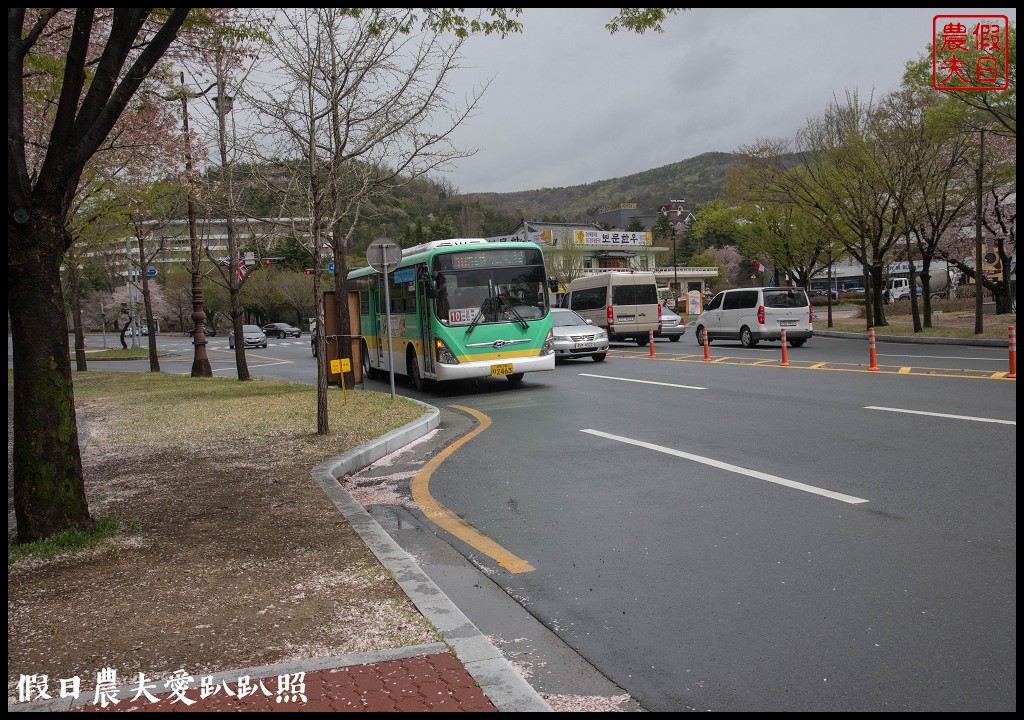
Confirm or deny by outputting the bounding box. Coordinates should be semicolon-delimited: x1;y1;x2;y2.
426;275;439;299
547;275;559;293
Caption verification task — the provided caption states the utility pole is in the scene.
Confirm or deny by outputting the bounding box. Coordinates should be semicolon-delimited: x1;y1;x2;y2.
974;127;985;335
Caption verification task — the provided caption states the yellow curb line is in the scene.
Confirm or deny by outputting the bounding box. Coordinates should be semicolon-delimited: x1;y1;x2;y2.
411;404;535;574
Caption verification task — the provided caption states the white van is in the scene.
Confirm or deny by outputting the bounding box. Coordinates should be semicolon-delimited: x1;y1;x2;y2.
560;271;661;346
694;286;813;348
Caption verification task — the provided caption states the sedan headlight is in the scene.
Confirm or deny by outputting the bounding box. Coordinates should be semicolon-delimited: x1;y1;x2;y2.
595;328;608;339
541;329;554;355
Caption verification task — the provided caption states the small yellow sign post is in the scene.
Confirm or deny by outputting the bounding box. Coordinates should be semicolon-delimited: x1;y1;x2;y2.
330;357;351;404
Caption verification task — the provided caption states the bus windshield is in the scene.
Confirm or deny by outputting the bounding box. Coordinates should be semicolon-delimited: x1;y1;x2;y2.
434;265;548;326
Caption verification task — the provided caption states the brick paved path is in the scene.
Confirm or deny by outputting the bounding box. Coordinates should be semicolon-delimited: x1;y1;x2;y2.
76;653;497;712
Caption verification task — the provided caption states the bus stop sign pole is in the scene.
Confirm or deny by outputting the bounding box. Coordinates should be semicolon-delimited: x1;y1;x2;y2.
367;238;403;399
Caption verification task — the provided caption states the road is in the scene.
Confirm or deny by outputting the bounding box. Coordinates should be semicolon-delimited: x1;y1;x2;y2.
26;332;1018;711
361;334;1017;712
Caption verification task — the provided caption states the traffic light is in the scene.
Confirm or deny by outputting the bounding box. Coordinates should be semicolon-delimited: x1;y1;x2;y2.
304;269;313;275
264;257;284;266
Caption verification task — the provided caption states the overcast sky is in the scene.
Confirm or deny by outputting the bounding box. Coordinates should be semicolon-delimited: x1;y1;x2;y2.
438;8;1016;195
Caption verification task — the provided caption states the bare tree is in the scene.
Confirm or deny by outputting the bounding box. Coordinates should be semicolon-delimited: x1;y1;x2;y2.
252;8;486;431
873;86;975;330
545;229;589;291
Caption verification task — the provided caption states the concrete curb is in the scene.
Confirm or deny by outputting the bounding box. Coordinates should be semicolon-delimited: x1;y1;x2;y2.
815;330;1009;347
312;399;552;713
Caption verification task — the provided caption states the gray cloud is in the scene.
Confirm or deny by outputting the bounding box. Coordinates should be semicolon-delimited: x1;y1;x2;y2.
441;8;1016;193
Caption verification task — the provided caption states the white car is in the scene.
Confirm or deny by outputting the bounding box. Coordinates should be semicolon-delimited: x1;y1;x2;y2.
694;287;813;348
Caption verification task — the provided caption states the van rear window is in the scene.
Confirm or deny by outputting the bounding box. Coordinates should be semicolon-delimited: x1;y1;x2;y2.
764;289;809;308
612;284;658;305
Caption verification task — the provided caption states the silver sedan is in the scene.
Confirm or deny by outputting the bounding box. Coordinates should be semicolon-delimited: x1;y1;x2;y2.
550;308;609;362
656;306;687;342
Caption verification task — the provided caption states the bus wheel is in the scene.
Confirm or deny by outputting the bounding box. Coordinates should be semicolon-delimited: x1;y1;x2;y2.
407;348;425;392
506;373;524;383
361;341;378;380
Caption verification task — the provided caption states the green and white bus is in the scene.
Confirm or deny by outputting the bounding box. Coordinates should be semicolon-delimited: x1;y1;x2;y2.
348;238;556;390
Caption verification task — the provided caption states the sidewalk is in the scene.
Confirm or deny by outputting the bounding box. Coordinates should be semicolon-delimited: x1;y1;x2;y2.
9;401;551;714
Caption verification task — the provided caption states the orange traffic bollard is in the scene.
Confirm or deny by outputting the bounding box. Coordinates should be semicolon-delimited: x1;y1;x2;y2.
868;327;878;371
1009;325;1016;379
702;328;711;362
649;328;655;358
780;328;790;366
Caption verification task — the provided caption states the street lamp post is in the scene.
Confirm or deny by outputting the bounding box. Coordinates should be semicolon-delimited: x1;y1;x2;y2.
672;233;679;310
180;72;212;377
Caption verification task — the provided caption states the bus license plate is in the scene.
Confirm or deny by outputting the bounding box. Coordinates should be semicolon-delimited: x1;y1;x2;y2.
490;363;513;376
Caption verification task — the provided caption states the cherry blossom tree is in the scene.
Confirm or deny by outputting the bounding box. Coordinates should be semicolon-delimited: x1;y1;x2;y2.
9;8;194;542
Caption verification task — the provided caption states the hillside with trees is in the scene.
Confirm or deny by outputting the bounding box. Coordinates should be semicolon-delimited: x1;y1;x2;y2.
456;151;745;223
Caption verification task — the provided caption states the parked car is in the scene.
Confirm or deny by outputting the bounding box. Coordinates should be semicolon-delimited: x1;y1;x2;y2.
694;286;813;348
228;324;268;349
263;322;301;338
550;308;609;362
656;306;686;341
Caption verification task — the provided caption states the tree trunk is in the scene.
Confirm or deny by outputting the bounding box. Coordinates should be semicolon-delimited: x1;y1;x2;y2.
69;264;88;371
869;264;887;328
10;216;92;542
140;280;160;372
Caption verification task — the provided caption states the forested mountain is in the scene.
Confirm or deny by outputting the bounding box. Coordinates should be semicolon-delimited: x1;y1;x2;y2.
219;151;745;254
457;151;744;224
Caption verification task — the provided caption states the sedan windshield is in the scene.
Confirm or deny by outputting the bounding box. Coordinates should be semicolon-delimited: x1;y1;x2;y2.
552;311;588;327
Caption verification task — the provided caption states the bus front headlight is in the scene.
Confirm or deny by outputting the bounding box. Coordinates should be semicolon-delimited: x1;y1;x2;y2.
541;329;554;356
434;338;459;364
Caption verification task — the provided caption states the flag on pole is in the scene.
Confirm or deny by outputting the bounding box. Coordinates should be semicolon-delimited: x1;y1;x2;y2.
754;261;765;272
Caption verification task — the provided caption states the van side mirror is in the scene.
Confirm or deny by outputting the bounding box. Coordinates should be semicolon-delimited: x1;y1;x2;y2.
426;274;439;299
